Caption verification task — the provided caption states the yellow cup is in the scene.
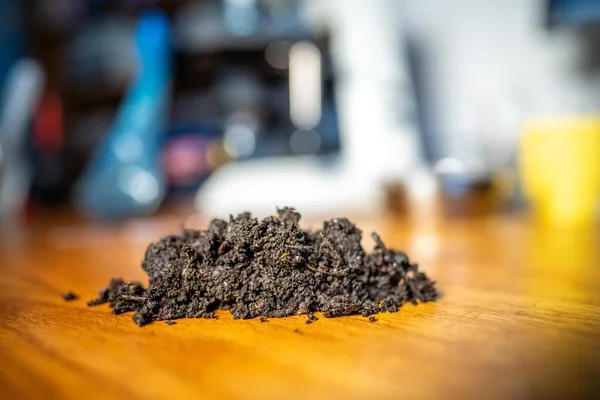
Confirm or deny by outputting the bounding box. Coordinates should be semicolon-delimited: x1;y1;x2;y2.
520;116;600;227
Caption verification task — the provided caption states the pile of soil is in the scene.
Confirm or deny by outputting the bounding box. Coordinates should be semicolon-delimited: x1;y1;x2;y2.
88;208;438;326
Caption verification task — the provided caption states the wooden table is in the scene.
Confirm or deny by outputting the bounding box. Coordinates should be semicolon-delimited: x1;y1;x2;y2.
1;214;599;399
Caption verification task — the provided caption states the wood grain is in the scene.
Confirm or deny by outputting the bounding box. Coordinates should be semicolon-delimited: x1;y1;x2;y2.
1;214;599;399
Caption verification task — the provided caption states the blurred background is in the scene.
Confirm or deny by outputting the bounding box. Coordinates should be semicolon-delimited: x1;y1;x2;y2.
1;0;600;227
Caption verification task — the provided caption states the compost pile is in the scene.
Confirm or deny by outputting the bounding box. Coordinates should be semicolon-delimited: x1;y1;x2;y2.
88;208;438;326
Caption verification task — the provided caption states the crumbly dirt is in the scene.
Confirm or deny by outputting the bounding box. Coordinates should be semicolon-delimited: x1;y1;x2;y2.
62;291;78;301
88;208;438;326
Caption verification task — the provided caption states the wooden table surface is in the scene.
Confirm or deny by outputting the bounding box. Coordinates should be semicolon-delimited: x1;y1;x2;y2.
1;214;599;399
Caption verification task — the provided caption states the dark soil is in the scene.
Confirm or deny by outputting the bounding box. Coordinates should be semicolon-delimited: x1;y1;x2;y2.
62;291;78;301
305;311;319;324
88;208;438;326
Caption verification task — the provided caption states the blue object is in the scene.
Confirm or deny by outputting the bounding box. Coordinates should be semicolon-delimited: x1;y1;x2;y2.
75;10;172;217
0;0;26;89
548;0;600;26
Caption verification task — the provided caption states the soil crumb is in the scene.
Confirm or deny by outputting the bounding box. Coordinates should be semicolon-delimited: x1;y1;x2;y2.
88;208;438;326
62;291;78;301
306;312;319;324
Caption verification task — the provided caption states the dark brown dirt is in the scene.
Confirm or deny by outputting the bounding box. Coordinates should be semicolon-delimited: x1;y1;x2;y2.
62;291;78;301
88;208;438;326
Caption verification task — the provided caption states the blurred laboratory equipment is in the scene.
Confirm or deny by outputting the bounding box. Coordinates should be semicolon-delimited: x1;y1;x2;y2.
21;0;340;213
434;159;498;218
196;0;600;219
0;59;45;220
172;0;339;162
3;0;600;222
74;10;171;217
520;116;600;227
386;161;499;220
388;0;600;218
196;0;423;217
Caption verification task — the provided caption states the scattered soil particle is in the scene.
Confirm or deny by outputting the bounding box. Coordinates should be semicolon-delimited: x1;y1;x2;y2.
88;208;438;326
369;316;377;322
306;312;319;324
259;316;269;323
166;320;176;326
62;291;78;301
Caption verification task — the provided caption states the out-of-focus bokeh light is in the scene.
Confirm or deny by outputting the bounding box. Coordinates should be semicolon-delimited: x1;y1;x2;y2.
289;41;322;130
